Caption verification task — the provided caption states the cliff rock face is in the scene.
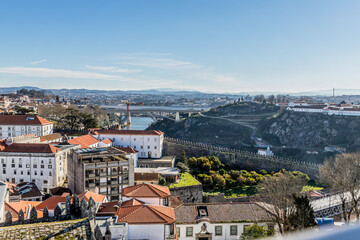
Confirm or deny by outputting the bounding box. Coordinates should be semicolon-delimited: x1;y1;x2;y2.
263;112;360;149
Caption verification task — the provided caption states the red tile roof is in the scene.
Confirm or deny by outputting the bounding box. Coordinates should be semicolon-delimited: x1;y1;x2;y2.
92;129;164;136
121;184;170;198
78;191;106;203
101;138;113;144
2;143;60;153
116;205;176;224
6;201;42;220
121;198;144;207
0;115;52;125
36;196;66;211
117;147;138;154
97;201;120;215
0;140;7;151
68;135;100;148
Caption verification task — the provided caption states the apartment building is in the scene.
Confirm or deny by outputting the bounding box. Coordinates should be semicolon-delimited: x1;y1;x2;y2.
91;129;164;159
0;143;79;193
67;147;135;201
0;115;53;139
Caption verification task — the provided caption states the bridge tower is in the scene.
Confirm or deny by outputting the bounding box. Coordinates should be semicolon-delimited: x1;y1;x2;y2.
175;112;180;122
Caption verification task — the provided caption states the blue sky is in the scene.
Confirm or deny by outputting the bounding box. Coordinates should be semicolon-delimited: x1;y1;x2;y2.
1;0;360;93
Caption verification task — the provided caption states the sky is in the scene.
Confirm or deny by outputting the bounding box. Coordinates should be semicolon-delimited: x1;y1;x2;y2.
1;0;360;93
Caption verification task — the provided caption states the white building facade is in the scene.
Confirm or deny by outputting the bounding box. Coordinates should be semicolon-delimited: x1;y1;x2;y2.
92;130;164;159
0;115;53;139
0;143;78;193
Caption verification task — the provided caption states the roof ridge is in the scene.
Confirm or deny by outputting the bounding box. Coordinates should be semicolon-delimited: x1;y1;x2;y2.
117;205;144;221
148;184;169;196
147;205;174;223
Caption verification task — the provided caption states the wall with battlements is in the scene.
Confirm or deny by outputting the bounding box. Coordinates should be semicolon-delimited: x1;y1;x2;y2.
164;138;320;179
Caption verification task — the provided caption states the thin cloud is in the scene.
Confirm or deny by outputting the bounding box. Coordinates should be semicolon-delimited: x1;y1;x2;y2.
30;59;47;65
84;65;142;73
0;66;132;81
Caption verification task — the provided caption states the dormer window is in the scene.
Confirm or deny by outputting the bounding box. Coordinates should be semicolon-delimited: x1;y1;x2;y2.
197;206;208;218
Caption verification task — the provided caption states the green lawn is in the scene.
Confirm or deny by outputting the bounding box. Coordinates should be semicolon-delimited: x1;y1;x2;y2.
204;186;257;198
302;185;324;192
169;172;201;188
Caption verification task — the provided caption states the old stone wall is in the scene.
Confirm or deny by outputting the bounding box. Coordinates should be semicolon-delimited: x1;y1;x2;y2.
0;218;91;239
170;184;203;203
164;138;320;179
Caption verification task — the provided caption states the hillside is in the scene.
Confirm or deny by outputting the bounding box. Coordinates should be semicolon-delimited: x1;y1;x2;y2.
259;111;360;151
148;116;253;149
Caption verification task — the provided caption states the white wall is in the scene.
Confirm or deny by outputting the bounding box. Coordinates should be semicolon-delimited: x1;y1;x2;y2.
121;196;163;206
0;124;53;139
128;224;169;240
94;134;163;159
177;222;274;240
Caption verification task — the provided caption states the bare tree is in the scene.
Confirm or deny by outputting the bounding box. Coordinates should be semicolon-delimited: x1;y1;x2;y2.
256;170;309;234
320;153;360;222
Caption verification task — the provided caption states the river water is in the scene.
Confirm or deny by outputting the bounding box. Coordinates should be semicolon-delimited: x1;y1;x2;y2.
127;117;154;130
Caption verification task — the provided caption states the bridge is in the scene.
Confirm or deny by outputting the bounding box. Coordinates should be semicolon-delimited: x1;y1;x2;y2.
102;105;203;114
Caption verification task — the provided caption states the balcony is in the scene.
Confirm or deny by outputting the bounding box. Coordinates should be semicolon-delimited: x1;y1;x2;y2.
88;183;96;188
99;182;108;187
88;173;95;178
99;172;107;177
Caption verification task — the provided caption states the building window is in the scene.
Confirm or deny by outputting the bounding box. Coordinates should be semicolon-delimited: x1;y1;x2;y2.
11;164;15;168
140;145;143;149
40;171;43;176
170;223;174;235
41;165;44;169
26;164;30;168
27;171;30;175
230;225;237;235
43;180;48;184
49;172;52;176
154;146;157;149
147;146;150;149
34;171;37;175
19;164;22;168
2;169;5;174
33;164;37;168
43;188;47;193
13;170;16;174
20;179;24;183
186;227;193;237
215;226;222;236
2;164;5;168
176;227;180;237
1;159;4;163
48;165;52;169
32;179;35;183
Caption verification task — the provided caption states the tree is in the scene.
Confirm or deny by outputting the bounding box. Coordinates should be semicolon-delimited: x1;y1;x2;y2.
158;175;166;185
256;170;309;234
179;150;188;165
213;174;226;189
288;194;316;230
63;108;81;130
241;224;273;240
80;112;98;129
267;95;275;105
15;105;34;115
320;153;360;222
176;162;189;173
253;95;265;103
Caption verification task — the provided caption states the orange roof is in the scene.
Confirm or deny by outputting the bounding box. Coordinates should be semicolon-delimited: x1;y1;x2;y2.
92;129;164;136
97;201;120;215
78;191;106;203
36;196;66;211
116;205;176;224
0;115;52;125
101;138;113;144
121;198;144;207
68;135;100;148
5;201;42;220
121;184;170;198
0;140;6;151
2;143;60;153
117;147;138;154
5;181;18;195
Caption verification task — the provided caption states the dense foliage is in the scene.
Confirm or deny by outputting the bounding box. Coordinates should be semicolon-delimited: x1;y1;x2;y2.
240;224;274;240
16;88;46;98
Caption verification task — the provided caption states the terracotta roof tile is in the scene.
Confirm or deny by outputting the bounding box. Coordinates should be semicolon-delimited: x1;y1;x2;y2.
117;147;138;154
68;135;100;148
121;198;144;207
175;202;273;223
36;196;66;211
121;183;170;198
78;191;106;203
97;201;120;215
116;205;176;224
101;138;113;144
0;115;52;125
5;201;42;220
2;143;60;153
92;129;164;136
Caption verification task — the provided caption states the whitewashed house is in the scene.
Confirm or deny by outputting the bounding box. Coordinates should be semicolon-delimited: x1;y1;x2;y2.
91;129;164;159
175;202;275;240
0;143;79;193
0;115;53;139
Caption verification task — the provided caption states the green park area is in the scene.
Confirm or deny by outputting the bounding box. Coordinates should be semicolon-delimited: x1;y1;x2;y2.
169;172;201;188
